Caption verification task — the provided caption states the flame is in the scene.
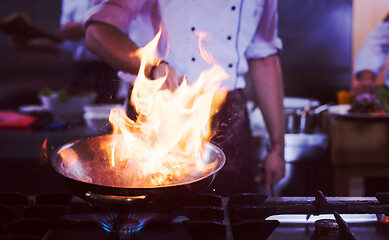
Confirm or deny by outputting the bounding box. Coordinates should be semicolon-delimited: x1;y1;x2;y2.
60;148;78;167
102;29;228;187
40;139;48;165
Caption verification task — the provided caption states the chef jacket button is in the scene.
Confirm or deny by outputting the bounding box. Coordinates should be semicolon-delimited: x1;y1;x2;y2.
228;63;233;68
227;36;232;40
191;57;196;62
191;27;195;31
231;6;236;11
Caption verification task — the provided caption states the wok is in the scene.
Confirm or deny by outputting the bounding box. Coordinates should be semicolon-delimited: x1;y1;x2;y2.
51;135;225;212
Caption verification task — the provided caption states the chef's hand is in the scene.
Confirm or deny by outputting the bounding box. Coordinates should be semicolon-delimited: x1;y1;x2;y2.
353;70;375;96
150;61;183;91
255;144;285;189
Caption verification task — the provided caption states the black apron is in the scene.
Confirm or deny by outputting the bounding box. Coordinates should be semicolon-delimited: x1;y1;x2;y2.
208;89;256;196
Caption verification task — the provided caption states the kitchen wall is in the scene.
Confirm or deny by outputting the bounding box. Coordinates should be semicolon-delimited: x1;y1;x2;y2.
277;0;352;104
0;0;70;109
0;0;375;107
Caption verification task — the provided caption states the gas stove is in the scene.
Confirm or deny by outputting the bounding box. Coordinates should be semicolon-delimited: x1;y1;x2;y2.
0;191;388;240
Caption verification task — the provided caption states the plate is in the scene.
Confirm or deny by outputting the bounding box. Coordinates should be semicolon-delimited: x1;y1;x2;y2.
328;104;389;119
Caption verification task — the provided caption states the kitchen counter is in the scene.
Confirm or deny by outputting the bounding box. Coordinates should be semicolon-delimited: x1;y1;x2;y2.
330;115;389;196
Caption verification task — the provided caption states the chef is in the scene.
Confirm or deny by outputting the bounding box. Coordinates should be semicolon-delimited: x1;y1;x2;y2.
353;12;389;95
83;0;285;195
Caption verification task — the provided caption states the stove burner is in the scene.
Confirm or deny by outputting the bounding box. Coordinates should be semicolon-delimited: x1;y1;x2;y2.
311;219;340;239
95;212;154;240
310;211;358;240
333;211;357;240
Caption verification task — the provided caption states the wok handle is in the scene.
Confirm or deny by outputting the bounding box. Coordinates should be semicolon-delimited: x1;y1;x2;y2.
84;192;148;204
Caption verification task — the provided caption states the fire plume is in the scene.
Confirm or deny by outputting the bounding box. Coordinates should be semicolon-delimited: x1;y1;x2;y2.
103;29;228;187
40;139;48;165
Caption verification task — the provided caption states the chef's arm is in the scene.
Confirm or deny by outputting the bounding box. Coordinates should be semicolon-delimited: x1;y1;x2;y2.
85;21;141;75
249;54;285;188
85;21;178;86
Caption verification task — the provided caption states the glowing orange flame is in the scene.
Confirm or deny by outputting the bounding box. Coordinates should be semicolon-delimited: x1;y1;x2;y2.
102;29;228;187
40;139;48;165
59;148;78;167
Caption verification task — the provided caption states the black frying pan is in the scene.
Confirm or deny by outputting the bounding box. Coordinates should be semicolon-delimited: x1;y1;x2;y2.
51;135;225;212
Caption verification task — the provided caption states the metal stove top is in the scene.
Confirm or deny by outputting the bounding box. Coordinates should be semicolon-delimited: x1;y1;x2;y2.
0;191;388;240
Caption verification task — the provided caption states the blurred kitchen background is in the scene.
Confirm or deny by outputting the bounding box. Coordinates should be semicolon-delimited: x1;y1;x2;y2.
0;0;388;197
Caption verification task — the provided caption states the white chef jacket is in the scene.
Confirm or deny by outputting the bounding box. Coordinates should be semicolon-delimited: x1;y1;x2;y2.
59;0;100;62
84;0;282;91
354;21;389;87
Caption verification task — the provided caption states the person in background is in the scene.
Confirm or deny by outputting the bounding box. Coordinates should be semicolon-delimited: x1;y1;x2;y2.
83;0;285;195
353;13;389;95
8;0;120;104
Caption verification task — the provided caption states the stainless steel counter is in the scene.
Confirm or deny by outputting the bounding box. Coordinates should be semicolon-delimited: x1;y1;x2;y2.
252;131;328;163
